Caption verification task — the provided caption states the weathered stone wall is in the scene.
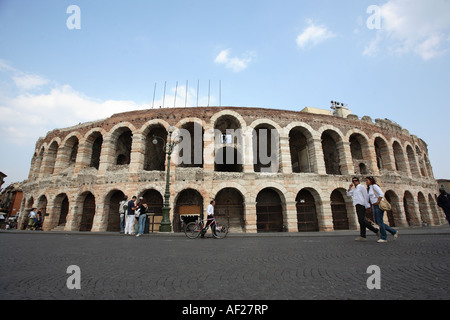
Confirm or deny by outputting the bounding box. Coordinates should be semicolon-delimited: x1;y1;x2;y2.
19;107;443;233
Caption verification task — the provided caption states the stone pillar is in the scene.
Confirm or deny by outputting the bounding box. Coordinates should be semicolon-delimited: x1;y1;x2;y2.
318;199;334;231
98;135;114;174
129;133;145;173
312;138;327;175
285;201;297;232
279;134;292;174
244;201;257;233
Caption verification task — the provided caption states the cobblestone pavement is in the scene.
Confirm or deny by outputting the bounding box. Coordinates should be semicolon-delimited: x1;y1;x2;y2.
0;228;449;300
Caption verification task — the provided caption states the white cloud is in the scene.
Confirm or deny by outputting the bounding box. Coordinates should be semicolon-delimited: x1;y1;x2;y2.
0;62;214;146
214;49;254;72
12;73;49;91
296;20;335;49
364;0;450;60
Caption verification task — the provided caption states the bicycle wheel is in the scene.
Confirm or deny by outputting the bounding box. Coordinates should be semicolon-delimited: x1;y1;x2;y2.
213;223;229;239
184;222;202;239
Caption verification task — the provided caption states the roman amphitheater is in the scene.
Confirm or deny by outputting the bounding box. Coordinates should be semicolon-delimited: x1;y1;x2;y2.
18;106;445;233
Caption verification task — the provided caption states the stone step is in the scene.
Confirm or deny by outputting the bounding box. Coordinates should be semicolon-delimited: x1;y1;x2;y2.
52;224;66;231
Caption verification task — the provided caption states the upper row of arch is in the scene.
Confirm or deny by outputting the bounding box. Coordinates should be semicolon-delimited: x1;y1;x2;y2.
35;109;427;156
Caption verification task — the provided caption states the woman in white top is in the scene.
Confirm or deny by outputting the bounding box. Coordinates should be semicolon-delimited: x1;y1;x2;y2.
366;177;399;243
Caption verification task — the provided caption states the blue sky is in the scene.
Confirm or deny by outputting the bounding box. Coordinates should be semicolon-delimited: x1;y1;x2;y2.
0;0;449;184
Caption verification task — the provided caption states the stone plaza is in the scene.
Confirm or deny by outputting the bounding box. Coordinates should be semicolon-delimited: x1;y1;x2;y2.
1;227;449;301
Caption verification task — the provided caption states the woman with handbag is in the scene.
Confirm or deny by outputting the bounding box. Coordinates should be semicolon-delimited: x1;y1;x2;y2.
365;176;399;243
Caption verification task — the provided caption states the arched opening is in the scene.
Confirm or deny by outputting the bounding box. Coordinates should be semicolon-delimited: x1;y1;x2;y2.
289;127;314;173
256;188;284;232
140;189;164;233
406;145;420;177
374;137;389;171
44;141;59;176
178;122;204;168
79;192;95;232
349;133;371;175
36;195;48;227
106;190;125;232
330;189;349;230
115;128;133;165
214;188;245;232
253;124;280;173
296;189;319;232
56;194;69;226
215;146;243;172
214;115;243;172
428;194;440;225
321;130;342;175
144;125;167;171
88;132;103;169
384;190;401;227
174;189;203;232
403;191;417;226
418;192;431;225
393;141;407;173
416;146;427;177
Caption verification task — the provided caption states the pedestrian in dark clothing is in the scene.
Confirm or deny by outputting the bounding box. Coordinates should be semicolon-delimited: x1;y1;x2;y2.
437;189;450;226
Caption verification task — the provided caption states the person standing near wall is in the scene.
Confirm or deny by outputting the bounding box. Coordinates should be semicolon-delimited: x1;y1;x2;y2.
124;196;137;235
119;195;128;233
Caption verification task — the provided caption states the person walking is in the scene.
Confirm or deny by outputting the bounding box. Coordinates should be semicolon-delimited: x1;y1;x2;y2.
201;200;216;238
26;208;37;230
347;177;379;241
119;195;128;233
136;202;148;237
366;176;399;243
124;196;137;235
437;189;450;226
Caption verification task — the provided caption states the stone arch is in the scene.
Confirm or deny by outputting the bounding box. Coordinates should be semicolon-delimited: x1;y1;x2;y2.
403;191;419;226
174;188;204;232
348;131;372;175
373;135;392;172
392;140;408;174
142;123;168;171
54;193;70;227
428;193;440;225
251;121;280;173
138;188;164;233
330;189;350;230
210;110;247;130
175;120;204;168
214;187;245;232
76;191;96;232
42;140;59;176
83;129;106;170
406;144;420;177
418;192;431;225
296;188;321;232
320;129;345;175
384;190;402;227
256;187;284;232
102;189;126;232
288;126;315;173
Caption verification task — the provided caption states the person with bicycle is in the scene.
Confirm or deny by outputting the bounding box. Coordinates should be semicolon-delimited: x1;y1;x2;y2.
201;200;215;238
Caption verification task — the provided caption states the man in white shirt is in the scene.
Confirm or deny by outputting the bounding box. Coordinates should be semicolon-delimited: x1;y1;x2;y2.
201;200;215;238
347;177;379;241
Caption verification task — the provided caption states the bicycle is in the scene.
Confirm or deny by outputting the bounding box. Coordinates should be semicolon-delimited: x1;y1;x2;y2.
184;215;228;239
